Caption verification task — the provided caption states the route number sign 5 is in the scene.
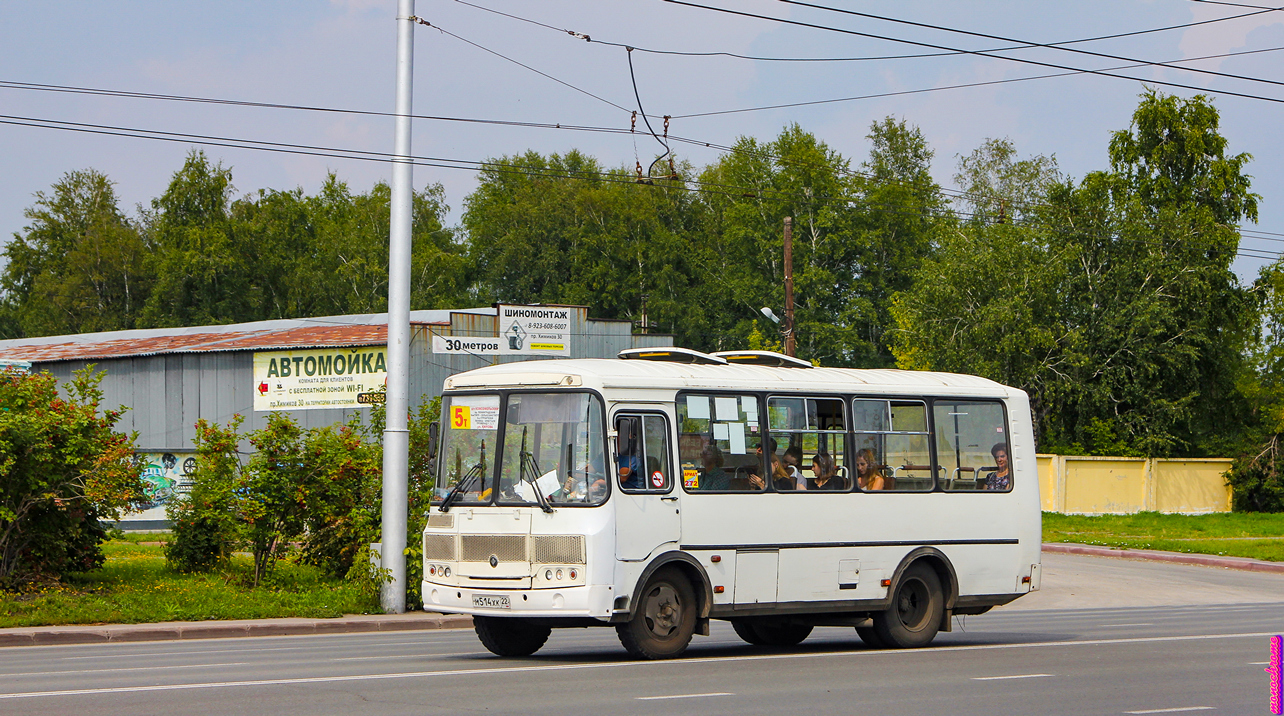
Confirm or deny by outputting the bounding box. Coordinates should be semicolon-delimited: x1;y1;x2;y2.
452;405;471;430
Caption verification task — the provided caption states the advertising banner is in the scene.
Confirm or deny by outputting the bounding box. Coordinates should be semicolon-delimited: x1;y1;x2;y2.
431;335;502;355
123;451;197;522
497;305;571;356
253;347;387;411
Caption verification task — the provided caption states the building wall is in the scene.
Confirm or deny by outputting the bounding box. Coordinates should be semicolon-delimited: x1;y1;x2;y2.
1036;454;1233;515
38;308;672;450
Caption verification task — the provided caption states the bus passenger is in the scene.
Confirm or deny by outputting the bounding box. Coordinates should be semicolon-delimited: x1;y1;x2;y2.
747;439;788;491
698;444;731;490
855;448;886;491
984;444;1012;491
782;446;806;490
618;447;643;490
807;453;843;490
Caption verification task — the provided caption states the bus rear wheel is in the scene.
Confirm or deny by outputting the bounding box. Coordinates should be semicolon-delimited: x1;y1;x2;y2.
751;620;813;647
731;620;767;645
871;563;944;649
617;567;697;660
474;616;551;657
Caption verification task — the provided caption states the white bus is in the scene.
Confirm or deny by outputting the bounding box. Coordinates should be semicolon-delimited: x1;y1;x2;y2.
423;348;1041;660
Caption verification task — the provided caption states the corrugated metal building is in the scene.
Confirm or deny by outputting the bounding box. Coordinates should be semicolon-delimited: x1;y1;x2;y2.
0;305;672;451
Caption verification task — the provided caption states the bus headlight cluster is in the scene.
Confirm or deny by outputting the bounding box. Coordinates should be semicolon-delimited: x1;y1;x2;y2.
538;566;580;584
427;563;450;579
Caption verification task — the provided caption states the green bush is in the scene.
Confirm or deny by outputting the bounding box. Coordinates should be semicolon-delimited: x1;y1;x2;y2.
165;417;242;572
164;396;440;605
1225;438;1284;513
0;367;145;586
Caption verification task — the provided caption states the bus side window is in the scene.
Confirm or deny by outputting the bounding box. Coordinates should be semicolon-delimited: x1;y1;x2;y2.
934;401;1010;492
677;393;763;492
852;399;932;491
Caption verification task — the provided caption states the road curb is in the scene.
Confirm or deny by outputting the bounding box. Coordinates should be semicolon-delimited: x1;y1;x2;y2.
1043;542;1284;574
0;613;475;648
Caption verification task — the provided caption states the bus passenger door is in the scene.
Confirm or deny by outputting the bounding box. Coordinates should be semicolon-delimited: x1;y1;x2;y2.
613;412;681;561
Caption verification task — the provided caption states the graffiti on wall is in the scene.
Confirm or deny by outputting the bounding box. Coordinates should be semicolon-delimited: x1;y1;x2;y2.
125;452;197;522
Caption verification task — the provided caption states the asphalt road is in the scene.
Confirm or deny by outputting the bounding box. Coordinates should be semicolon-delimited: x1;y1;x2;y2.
2;553;1282;716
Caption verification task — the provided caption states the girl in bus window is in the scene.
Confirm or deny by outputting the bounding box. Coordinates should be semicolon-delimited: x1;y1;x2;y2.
807;453;843;490
856;448;886;491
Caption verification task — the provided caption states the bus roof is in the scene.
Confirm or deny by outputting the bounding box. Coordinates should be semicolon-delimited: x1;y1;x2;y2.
444;358;1015;397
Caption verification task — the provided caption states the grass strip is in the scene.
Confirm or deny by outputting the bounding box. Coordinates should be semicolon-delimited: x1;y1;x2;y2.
1043;511;1284;562
0;541;378;629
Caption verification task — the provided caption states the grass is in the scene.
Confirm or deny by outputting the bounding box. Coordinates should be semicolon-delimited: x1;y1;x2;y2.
1043;511;1284;563
0;540;379;629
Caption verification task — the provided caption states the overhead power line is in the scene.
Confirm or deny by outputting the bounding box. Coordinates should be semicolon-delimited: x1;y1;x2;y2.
1191;0;1283;10
668;45;1284;119
772;0;1284;89
661;0;1284;106
451;0;1278;63
408;17;633;114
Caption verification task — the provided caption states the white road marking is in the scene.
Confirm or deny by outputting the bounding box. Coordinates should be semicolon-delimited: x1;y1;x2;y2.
2;663;248;677
0;630;1276;701
636;692;733;701
1100;624;1154;627
331;652;482;661
972;673;1052;681
1123;708;1215;714
1248;661;1270;665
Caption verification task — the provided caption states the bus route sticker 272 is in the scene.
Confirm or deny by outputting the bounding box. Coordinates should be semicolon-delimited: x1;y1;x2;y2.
473;594;511;609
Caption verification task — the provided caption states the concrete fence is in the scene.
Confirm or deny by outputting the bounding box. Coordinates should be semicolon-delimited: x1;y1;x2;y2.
1036;454;1233;515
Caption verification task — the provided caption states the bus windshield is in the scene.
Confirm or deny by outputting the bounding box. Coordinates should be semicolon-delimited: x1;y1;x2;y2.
436;392;607;507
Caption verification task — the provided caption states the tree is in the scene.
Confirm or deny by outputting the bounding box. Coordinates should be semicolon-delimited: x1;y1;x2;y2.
892;92;1258;457
464;150;707;343
850;118;950;365
139;150;250;327
0;367;145;584
1;170;150;337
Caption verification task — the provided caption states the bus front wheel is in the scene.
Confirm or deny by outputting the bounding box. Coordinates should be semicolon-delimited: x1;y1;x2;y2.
474;616;551;657
617;567;698;659
871;563;944;648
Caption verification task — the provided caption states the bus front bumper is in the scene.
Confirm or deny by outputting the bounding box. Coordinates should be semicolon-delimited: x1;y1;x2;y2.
421;581;616;620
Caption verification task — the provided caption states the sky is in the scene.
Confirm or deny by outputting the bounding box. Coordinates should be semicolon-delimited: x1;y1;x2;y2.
2;0;1283;282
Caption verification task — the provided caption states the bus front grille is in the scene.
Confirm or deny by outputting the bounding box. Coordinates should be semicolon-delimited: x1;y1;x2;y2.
531;535;585;564
460;535;527;563
422;534;457;561
426;513;454;529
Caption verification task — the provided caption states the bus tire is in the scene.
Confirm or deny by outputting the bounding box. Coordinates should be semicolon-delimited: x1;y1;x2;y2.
474;616;551;657
731;620;767;645
750;620;813;647
616;567;698;659
856;625;887;649
872;563;943;648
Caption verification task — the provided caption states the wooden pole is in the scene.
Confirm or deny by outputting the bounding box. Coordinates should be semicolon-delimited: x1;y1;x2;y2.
783;216;795;357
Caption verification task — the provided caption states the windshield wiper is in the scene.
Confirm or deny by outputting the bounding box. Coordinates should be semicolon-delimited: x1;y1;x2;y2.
518;427;554;514
439;441;486;513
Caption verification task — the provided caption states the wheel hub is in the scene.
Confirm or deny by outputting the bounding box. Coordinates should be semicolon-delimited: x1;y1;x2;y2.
644;584;681;637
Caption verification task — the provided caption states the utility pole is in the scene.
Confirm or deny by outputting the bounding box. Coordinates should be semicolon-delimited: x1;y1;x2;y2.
783;216;796;357
381;0;415;614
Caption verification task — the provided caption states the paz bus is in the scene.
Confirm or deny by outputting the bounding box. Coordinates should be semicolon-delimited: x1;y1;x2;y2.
423;348;1041;660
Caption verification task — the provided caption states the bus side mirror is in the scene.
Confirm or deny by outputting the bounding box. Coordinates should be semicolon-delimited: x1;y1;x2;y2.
426;421;440;477
616;417;638;456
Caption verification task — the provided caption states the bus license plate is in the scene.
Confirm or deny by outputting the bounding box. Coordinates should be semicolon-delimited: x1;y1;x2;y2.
473;594;510;609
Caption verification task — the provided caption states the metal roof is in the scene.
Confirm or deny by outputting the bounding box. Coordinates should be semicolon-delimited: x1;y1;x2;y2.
0;308;497;363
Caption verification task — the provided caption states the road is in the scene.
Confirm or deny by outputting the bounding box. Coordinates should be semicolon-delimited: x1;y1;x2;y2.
2;553;1281;716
